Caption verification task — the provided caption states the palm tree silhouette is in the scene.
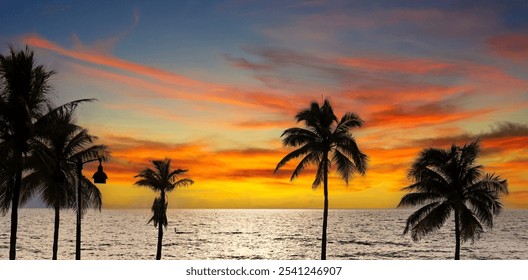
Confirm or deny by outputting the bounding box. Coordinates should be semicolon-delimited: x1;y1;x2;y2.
274;98;368;260
134;158;193;260
25;110;106;259
0;45;97;259
0;46;55;259
398;139;508;260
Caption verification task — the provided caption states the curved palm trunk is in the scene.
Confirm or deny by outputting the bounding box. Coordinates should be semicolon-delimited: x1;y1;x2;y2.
454;208;461;260
321;154;329;260
52;203;60;260
9;169;22;260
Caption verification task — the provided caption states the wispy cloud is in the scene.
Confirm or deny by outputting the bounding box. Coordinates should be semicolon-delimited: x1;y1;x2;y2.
24;34;208;89
411;122;528;149
366;102;494;129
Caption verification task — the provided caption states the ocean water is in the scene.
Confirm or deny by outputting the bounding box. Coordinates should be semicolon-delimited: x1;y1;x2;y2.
0;209;526;260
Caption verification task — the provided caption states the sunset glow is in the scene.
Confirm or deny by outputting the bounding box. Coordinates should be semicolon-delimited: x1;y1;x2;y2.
2;0;526;209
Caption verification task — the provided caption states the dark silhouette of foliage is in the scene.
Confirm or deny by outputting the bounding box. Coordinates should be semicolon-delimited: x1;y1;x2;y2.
24;110;106;259
134;158;193;260
275;98;367;260
0;45;102;259
0;46;55;259
398;139;508;259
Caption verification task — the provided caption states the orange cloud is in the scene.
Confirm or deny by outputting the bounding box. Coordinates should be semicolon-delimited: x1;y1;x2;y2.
336;56;457;75
366;103;494;129
23;34;209;89
24;34;310;115
232;119;293;129
69;63;285;112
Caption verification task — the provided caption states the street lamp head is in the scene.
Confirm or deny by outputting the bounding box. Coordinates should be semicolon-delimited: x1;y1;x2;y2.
92;158;108;184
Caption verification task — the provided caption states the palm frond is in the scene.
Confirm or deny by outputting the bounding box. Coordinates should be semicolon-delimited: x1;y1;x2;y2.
167;178;194;192
460;165;483;188
466;192;496;228
458;139;481;169
401;201;440;235
71;145;108;163
334;112;363;134
168;168;187;177
274;144;314;173
409;201;452;241
33;99;96;130
134;167;163;191
333;136;367;175
471;173;509;196
290;151;322;181
148;196;168;228
281;127;319;147
405;166;449;192
78;176;102;214
312;156;329;189
458;205;483;242
332;149;354;184
466;173;507;218
408;147;450;179
397;192;445;208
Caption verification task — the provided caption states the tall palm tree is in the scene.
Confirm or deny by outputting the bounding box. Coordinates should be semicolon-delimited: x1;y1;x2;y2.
274;98;368;260
0;46;54;259
23;110;105;259
397;139;508;260
134;158;193;260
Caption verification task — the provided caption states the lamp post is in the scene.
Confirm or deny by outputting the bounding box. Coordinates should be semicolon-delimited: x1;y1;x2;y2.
75;157;107;260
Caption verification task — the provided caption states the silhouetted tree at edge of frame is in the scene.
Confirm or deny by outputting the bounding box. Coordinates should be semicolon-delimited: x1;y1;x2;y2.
397;139;508;260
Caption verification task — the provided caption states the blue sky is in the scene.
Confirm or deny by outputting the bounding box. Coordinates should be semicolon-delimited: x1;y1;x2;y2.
1;0;527;208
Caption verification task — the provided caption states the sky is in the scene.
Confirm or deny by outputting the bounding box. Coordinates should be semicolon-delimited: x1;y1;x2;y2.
1;0;527;209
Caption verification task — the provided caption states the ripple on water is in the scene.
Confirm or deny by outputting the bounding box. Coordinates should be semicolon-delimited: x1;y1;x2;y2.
0;209;526;260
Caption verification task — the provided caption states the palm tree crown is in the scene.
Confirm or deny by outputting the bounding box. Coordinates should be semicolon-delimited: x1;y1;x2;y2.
275;99;368;187
275;98;367;260
398;139;508;259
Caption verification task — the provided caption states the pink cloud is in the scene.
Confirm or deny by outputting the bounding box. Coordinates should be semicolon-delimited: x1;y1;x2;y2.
488;33;528;60
23;34;209;89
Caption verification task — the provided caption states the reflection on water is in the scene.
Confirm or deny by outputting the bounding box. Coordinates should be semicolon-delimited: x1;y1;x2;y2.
0;209;526;260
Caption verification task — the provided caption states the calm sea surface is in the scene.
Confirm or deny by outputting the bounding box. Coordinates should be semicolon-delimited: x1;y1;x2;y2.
0;209;526;260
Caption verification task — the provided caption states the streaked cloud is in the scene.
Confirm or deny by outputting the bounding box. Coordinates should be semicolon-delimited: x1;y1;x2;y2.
5;0;527;208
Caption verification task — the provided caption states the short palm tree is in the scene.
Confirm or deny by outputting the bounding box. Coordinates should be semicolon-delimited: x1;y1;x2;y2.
274;98;368;260
24;110;105;259
397;139;508;260
134;158;194;260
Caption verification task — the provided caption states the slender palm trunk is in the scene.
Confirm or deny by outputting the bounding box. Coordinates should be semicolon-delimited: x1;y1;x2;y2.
156;191;166;260
321;155;329;260
454;208;461;260
75;160;82;260
156;220;163;260
9;168;22;260
52;203;60;260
